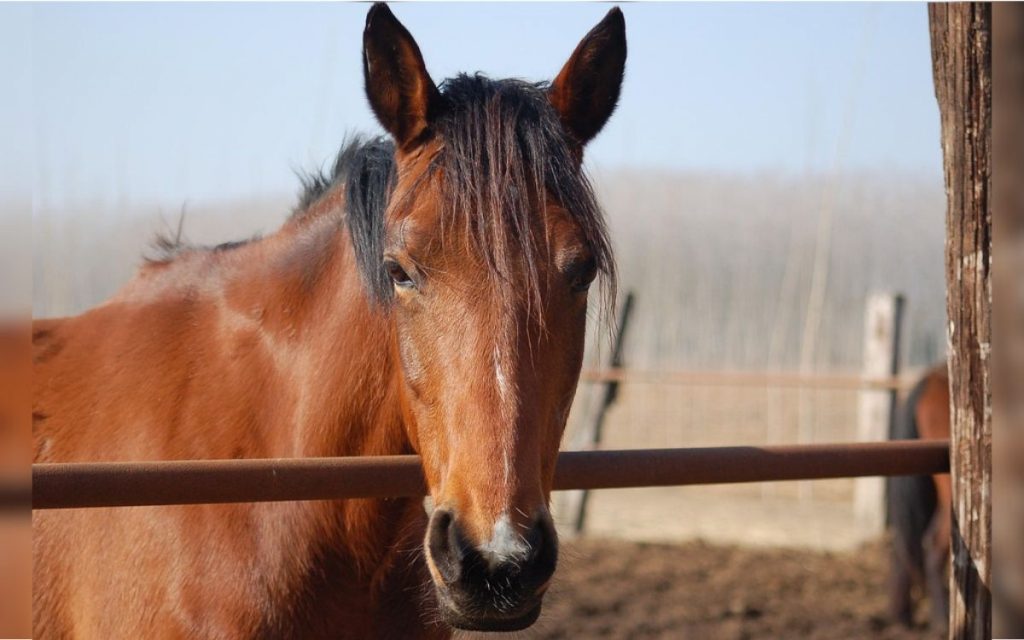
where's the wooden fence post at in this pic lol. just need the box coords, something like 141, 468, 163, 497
560, 290, 635, 536
854, 292, 904, 535
929, 5, 993, 638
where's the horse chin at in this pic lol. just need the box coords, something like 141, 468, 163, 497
432, 585, 544, 634
436, 595, 543, 632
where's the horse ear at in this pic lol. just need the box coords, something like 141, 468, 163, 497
549, 7, 627, 148
363, 3, 442, 151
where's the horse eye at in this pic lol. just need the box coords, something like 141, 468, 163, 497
569, 258, 598, 293
384, 259, 415, 289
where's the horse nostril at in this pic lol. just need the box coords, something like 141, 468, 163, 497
525, 513, 558, 580
427, 510, 460, 583
428, 510, 480, 585
526, 522, 544, 561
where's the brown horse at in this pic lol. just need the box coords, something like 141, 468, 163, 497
887, 363, 951, 631
32, 4, 625, 637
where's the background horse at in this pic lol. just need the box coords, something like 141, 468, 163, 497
32, 4, 625, 637
887, 363, 951, 631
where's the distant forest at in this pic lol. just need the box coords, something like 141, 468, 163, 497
32, 169, 946, 373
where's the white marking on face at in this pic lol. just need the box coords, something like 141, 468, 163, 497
478, 513, 530, 569
493, 344, 514, 420
493, 342, 516, 493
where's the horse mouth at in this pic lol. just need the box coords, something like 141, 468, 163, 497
440, 601, 543, 632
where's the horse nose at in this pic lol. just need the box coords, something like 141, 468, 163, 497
426, 509, 558, 597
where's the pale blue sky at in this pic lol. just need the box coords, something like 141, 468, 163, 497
5, 2, 942, 212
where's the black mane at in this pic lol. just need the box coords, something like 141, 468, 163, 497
296, 134, 398, 301
299, 73, 616, 311
150, 74, 616, 312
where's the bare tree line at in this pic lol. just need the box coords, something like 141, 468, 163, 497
30, 170, 946, 373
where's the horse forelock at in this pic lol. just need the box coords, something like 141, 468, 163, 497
294, 73, 617, 319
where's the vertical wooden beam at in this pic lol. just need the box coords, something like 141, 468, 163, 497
560, 291, 635, 535
928, 4, 993, 638
854, 292, 904, 535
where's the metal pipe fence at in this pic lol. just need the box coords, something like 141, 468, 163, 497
30, 440, 949, 510
579, 368, 912, 390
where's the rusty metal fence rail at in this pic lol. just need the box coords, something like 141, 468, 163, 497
579, 368, 911, 390
30, 440, 949, 510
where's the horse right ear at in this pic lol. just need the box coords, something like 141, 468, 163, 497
363, 3, 442, 151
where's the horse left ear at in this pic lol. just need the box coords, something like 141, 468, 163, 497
549, 7, 627, 148
363, 3, 442, 151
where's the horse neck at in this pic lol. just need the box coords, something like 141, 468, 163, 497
214, 212, 430, 616
225, 212, 410, 461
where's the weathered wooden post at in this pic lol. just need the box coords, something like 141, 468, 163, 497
854, 292, 904, 535
929, 4, 992, 638
560, 290, 635, 535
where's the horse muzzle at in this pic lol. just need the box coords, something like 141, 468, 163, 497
425, 508, 558, 631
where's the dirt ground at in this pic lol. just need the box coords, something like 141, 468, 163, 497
466, 537, 942, 640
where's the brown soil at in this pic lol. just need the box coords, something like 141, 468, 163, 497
470, 538, 943, 640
